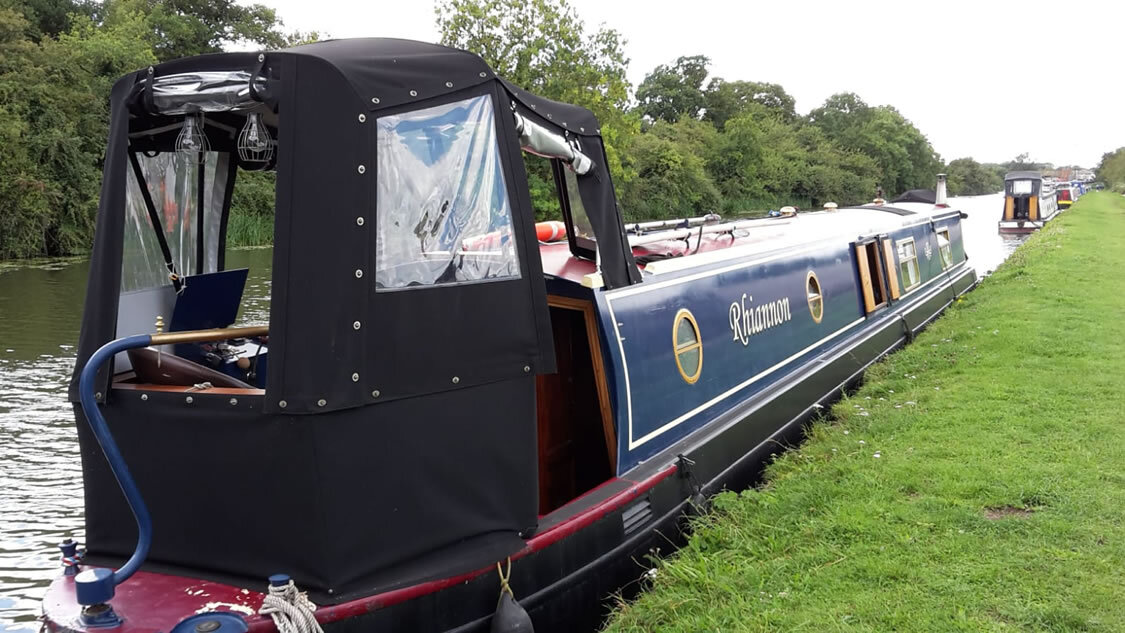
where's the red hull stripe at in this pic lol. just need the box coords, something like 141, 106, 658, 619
252, 464, 678, 629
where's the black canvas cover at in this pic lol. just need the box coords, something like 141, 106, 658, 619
891, 189, 936, 204
500, 78, 642, 289
67, 39, 595, 598
77, 378, 536, 601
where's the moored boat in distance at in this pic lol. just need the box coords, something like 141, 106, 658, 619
44, 38, 977, 633
1055, 180, 1084, 209
999, 171, 1061, 234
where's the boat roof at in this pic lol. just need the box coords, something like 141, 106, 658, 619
1005, 171, 1042, 180
626, 205, 957, 279
144, 38, 604, 138
891, 189, 936, 204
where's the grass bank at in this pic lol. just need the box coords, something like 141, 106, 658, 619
605, 192, 1125, 632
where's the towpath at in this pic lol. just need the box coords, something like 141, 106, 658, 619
605, 192, 1125, 632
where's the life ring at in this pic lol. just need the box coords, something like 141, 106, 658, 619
535, 221, 567, 242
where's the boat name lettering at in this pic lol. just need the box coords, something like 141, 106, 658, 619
728, 293, 791, 346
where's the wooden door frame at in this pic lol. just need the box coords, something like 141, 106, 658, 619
855, 239, 889, 314
546, 295, 617, 472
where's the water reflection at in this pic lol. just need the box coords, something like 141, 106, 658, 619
0, 201, 1024, 627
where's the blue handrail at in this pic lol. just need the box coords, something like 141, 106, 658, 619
75, 334, 154, 605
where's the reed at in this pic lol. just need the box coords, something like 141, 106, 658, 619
604, 192, 1125, 632
224, 210, 274, 248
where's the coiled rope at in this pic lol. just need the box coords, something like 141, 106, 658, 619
258, 579, 323, 633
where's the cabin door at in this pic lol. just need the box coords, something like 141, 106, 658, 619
855, 238, 896, 314
535, 296, 616, 515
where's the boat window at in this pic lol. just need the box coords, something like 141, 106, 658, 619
937, 229, 953, 269
375, 95, 520, 290
673, 309, 702, 384
122, 151, 227, 292
806, 271, 824, 323
1010, 179, 1033, 195
897, 238, 921, 291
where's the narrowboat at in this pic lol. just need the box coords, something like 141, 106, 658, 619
999, 171, 1060, 234
44, 38, 977, 633
1055, 180, 1083, 209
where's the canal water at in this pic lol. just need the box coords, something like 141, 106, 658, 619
0, 195, 1022, 628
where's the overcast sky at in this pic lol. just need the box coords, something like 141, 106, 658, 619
257, 0, 1123, 168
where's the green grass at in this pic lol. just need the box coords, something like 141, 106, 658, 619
604, 192, 1125, 632
224, 210, 274, 248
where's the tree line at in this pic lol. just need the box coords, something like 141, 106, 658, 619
0, 0, 1038, 259
1096, 148, 1125, 192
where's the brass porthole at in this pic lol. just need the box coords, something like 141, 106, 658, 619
807, 271, 824, 324
673, 309, 703, 384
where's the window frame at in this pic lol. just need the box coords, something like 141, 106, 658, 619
806, 270, 824, 324
672, 308, 703, 384
937, 229, 953, 270
855, 239, 889, 314
551, 159, 597, 262
896, 237, 921, 293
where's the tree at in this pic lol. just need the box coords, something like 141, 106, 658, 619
9, 0, 96, 40
618, 129, 720, 221
807, 94, 940, 196
436, 0, 637, 217
121, 0, 288, 62
703, 78, 796, 128
1096, 148, 1125, 192
806, 92, 870, 138
635, 55, 709, 123
946, 157, 1003, 196
0, 4, 158, 258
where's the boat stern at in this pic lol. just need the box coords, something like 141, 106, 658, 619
42, 564, 262, 633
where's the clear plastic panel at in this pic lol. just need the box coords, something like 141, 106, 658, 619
1010, 180, 1033, 195
375, 95, 520, 290
149, 71, 262, 115
121, 152, 222, 292
564, 168, 595, 241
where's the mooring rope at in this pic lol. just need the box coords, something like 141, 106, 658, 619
496, 557, 514, 598
258, 579, 323, 633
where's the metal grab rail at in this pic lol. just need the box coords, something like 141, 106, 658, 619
74, 325, 269, 610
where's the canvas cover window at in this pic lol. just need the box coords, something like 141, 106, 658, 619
375, 95, 520, 289
122, 152, 226, 292
1010, 179, 1033, 195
